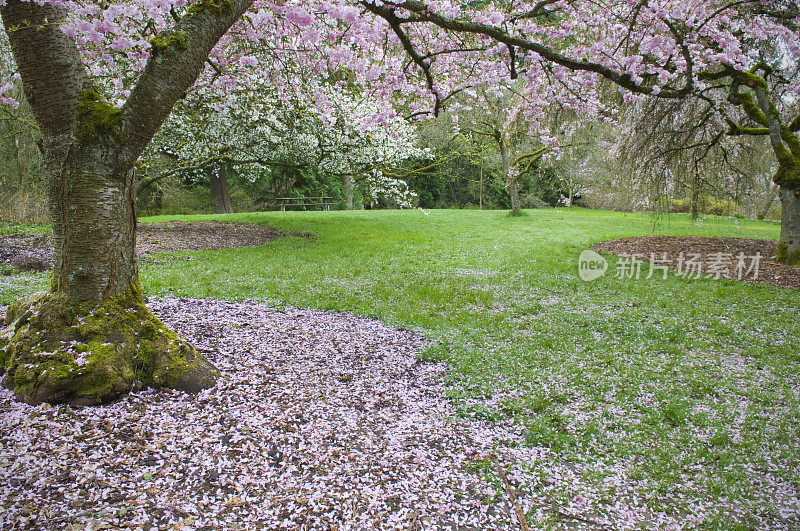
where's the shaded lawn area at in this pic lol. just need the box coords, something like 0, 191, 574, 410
2, 208, 798, 527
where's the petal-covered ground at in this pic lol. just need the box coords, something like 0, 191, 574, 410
3, 297, 797, 529
1, 298, 545, 530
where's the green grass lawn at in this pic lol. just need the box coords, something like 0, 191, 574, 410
2, 208, 798, 527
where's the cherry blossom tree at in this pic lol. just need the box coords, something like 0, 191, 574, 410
357, 0, 800, 259
455, 84, 548, 213
143, 83, 423, 209
0, 0, 256, 405
0, 0, 419, 405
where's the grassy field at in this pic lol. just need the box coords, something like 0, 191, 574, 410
2, 208, 799, 528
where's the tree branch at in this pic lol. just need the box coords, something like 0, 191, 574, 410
121, 0, 254, 168
1, 1, 92, 137
366, 0, 694, 99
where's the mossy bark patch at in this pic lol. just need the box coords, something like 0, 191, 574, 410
777, 243, 800, 266
0, 289, 218, 405
75, 91, 122, 141
187, 0, 233, 16
779, 187, 800, 264
149, 31, 188, 53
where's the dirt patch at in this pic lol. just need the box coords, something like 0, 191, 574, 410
594, 236, 799, 289
0, 221, 298, 271
135, 220, 293, 255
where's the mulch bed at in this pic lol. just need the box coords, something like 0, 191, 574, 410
594, 236, 800, 289
0, 221, 295, 272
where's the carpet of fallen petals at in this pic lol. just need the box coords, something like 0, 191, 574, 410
1, 298, 547, 530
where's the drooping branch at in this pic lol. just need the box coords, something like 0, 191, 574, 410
364, 0, 695, 99
138, 154, 310, 194
361, 1, 441, 115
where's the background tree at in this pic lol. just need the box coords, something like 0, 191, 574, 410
140, 81, 423, 211
359, 0, 800, 260
0, 35, 43, 221
455, 84, 548, 214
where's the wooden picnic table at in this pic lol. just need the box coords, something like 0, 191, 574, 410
275, 196, 335, 211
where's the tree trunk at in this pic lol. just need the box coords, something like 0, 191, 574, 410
690, 169, 700, 220
508, 179, 521, 213
0, 135, 218, 405
0, 0, 254, 405
756, 193, 776, 220
778, 187, 800, 265
343, 174, 354, 209
479, 166, 484, 210
210, 161, 234, 214
48, 138, 137, 304
499, 135, 521, 214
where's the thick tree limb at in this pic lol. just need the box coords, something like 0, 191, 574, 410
121, 0, 254, 168
364, 0, 694, 99
1, 1, 92, 137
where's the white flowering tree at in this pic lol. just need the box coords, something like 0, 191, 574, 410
142, 80, 423, 210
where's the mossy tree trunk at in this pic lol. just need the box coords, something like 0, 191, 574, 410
716, 66, 800, 264
779, 187, 800, 265
0, 0, 254, 405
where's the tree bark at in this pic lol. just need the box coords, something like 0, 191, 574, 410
508, 179, 521, 213
210, 161, 234, 214
498, 134, 521, 214
779, 187, 800, 264
48, 138, 138, 304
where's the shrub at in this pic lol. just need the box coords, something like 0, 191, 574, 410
668, 195, 738, 217
520, 193, 550, 209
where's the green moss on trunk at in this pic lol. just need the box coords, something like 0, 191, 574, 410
775, 161, 800, 190
149, 31, 188, 53
76, 91, 122, 141
0, 286, 217, 406
777, 243, 800, 266
187, 0, 233, 16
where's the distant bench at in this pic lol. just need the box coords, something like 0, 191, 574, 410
275, 196, 334, 211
